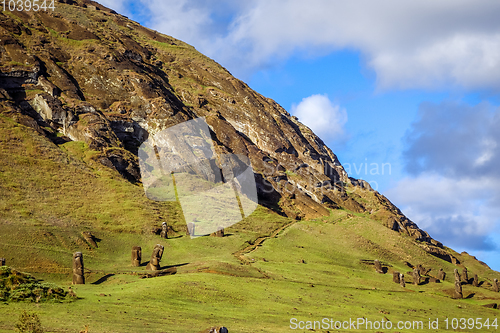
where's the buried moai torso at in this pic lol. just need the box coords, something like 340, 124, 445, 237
132, 246, 142, 267
72, 252, 85, 284
210, 226, 224, 238
438, 268, 446, 281
393, 271, 400, 284
146, 244, 164, 271
473, 274, 479, 287
160, 222, 168, 239
399, 273, 405, 288
412, 268, 420, 285
462, 268, 468, 284
373, 260, 384, 274
454, 280, 463, 299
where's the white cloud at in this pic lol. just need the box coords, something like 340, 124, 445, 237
129, 0, 500, 91
385, 100, 500, 256
291, 94, 347, 145
385, 173, 499, 252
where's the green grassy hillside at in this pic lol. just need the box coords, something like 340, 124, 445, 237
1, 113, 499, 332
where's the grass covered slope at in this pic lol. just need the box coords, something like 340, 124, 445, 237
0, 212, 499, 332
0, 113, 500, 332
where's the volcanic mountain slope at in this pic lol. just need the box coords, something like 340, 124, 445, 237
1, 0, 438, 242
1, 1, 500, 332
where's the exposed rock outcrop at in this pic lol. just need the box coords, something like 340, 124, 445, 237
0, 1, 447, 247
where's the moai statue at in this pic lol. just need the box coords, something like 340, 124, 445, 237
453, 280, 463, 299
462, 268, 468, 284
494, 279, 499, 293
400, 273, 405, 288
0, 258, 5, 266
82, 231, 97, 248
412, 268, 420, 285
160, 222, 168, 239
454, 269, 460, 283
416, 264, 424, 275
210, 226, 225, 238
187, 222, 195, 237
374, 260, 384, 274
146, 244, 164, 271
72, 252, 85, 284
438, 268, 446, 281
131, 246, 142, 267
472, 274, 479, 287
393, 271, 400, 284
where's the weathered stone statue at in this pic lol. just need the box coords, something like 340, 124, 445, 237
374, 260, 384, 274
400, 273, 405, 288
160, 222, 168, 239
438, 268, 446, 281
72, 252, 85, 284
0, 258, 5, 266
146, 244, 164, 271
393, 271, 400, 283
453, 280, 463, 299
454, 269, 460, 283
416, 264, 424, 275
473, 274, 479, 287
462, 268, 468, 284
187, 222, 195, 237
82, 231, 97, 248
132, 246, 142, 267
494, 278, 499, 292
412, 268, 420, 285
211, 226, 224, 237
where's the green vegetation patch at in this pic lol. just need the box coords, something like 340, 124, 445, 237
0, 267, 74, 303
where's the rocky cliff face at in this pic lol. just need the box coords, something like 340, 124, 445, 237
0, 1, 441, 250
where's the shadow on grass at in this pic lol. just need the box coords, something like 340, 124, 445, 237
91, 273, 115, 285
159, 262, 189, 270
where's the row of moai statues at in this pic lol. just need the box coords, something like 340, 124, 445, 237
131, 245, 165, 271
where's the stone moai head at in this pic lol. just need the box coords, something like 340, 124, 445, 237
374, 260, 383, 273
454, 280, 463, 299
454, 268, 460, 282
216, 226, 224, 237
400, 273, 405, 287
150, 244, 164, 266
393, 271, 400, 283
473, 274, 479, 287
132, 246, 142, 267
413, 268, 420, 285
160, 222, 168, 239
462, 268, 468, 283
0, 258, 5, 266
494, 278, 499, 292
72, 252, 85, 285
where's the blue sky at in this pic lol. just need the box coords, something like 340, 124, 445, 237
98, 0, 500, 271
